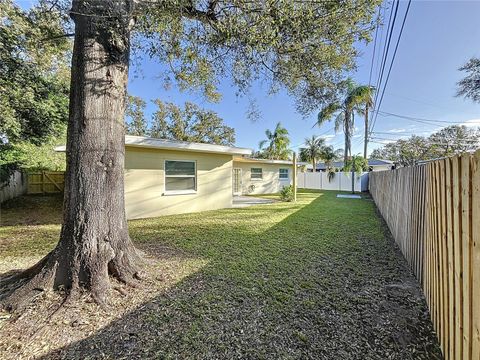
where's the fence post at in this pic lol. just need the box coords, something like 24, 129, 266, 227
292, 152, 297, 202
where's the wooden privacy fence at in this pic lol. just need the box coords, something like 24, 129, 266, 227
369, 151, 480, 360
27, 171, 65, 194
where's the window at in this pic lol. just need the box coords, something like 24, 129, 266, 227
279, 168, 289, 179
165, 160, 196, 194
251, 168, 263, 180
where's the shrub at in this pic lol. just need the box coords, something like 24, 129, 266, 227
280, 185, 294, 202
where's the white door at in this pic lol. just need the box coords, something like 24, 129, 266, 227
233, 168, 242, 195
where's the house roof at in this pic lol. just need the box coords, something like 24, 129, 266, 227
233, 157, 308, 166
55, 135, 253, 156
367, 159, 394, 166
306, 159, 394, 170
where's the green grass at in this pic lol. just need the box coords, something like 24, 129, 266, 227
0, 191, 441, 359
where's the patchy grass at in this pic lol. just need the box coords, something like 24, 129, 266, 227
0, 191, 442, 359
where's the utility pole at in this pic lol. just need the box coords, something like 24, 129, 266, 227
293, 152, 297, 202
363, 105, 369, 159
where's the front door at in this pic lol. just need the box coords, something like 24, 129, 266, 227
233, 168, 242, 195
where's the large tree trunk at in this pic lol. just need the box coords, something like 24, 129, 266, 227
1, 0, 140, 311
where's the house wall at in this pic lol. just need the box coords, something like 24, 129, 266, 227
125, 147, 233, 219
233, 162, 292, 195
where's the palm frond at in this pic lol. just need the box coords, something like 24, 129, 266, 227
317, 102, 341, 126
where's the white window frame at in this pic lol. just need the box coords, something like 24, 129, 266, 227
279, 168, 289, 180
250, 167, 263, 180
164, 160, 197, 195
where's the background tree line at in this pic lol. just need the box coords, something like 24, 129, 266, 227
124, 96, 235, 146
371, 125, 480, 166
0, 0, 70, 180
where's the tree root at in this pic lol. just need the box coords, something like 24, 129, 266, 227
0, 243, 143, 313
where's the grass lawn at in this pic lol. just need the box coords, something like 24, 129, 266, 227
0, 190, 441, 359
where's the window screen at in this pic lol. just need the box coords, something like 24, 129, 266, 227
279, 168, 289, 179
251, 168, 263, 179
165, 160, 196, 192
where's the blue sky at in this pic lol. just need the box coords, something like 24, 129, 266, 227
126, 0, 480, 155
18, 0, 480, 155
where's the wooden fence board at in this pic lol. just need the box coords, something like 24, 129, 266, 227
369, 152, 479, 360
27, 171, 65, 194
472, 151, 480, 358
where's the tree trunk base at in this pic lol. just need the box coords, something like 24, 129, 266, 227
0, 242, 142, 313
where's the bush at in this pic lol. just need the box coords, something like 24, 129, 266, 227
280, 185, 294, 202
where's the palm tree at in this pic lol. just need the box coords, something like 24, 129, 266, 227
316, 80, 374, 164
317, 80, 356, 165
259, 122, 291, 160
319, 145, 337, 170
299, 136, 326, 172
348, 85, 375, 159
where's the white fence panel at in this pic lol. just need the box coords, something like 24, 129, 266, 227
0, 170, 28, 203
297, 172, 369, 192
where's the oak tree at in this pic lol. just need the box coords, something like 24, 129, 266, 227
0, 0, 381, 311
150, 100, 235, 145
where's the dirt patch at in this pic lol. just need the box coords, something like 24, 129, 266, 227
0, 245, 207, 360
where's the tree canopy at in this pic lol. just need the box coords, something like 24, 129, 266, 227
0, 0, 70, 145
150, 100, 235, 145
316, 79, 374, 164
125, 95, 148, 136
258, 122, 291, 160
0, 0, 70, 180
47, 0, 381, 111
370, 125, 480, 166
457, 57, 480, 104
124, 98, 236, 145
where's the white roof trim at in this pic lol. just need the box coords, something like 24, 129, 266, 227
125, 135, 252, 155
54, 135, 253, 156
233, 157, 308, 166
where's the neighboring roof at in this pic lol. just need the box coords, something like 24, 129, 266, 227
306, 158, 394, 170
367, 159, 394, 166
233, 157, 308, 166
55, 135, 253, 156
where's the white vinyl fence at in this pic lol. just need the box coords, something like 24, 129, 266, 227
0, 170, 28, 203
297, 171, 369, 192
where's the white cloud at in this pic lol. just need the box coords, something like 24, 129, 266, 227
377, 139, 396, 144
386, 128, 406, 133
321, 134, 336, 143
461, 119, 480, 127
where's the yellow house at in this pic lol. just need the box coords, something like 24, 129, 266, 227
123, 136, 251, 219
56, 135, 302, 219
232, 157, 298, 195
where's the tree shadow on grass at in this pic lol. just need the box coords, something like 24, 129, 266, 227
34, 192, 441, 359
0, 194, 63, 226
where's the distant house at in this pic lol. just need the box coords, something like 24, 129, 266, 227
306, 159, 394, 172
56, 135, 303, 219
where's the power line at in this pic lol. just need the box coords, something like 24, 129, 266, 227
370, 136, 479, 145
371, 0, 399, 130
376, 110, 473, 125
368, 6, 382, 87
370, 0, 412, 135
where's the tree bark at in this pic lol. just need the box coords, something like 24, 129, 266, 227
1, 0, 140, 311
